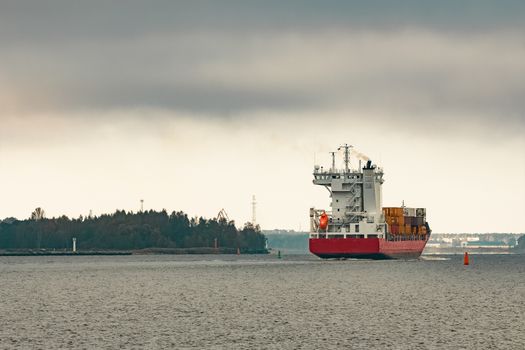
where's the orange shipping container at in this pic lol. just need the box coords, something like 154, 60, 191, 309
385, 215, 405, 225
383, 208, 404, 217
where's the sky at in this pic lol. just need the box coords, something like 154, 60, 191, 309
1, 1, 524, 233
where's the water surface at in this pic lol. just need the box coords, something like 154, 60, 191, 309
1, 254, 523, 349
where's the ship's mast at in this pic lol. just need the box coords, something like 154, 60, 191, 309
338, 144, 352, 173
329, 152, 336, 172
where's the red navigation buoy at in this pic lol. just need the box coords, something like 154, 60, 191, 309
319, 212, 329, 230
463, 252, 469, 265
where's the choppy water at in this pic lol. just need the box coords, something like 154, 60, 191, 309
0, 254, 524, 349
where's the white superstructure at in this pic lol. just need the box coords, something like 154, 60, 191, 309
310, 144, 386, 238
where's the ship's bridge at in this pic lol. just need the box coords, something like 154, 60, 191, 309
313, 169, 364, 185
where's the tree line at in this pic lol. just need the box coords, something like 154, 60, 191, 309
0, 209, 267, 252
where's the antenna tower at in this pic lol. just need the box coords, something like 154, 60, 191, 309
252, 195, 257, 226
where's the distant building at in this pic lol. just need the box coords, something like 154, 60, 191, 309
428, 233, 521, 249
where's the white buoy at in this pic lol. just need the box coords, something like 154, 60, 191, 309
72, 237, 77, 252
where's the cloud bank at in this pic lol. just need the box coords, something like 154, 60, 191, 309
1, 1, 524, 232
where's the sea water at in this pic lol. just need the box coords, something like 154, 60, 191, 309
0, 254, 523, 349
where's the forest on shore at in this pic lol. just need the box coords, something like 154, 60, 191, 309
0, 209, 267, 253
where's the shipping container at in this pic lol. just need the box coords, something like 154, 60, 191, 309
416, 208, 426, 217
403, 207, 416, 216
383, 207, 404, 217
386, 215, 406, 226
415, 217, 424, 226
390, 224, 399, 234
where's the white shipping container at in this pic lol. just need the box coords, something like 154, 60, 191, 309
403, 207, 416, 216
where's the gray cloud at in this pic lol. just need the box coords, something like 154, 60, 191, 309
1, 1, 524, 136
1, 1, 524, 233
2, 0, 525, 41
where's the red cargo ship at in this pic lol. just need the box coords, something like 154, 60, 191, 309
309, 145, 430, 259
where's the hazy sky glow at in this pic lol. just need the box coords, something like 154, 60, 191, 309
1, 1, 524, 233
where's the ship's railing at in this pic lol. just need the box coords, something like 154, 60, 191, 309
313, 168, 350, 175
309, 231, 385, 239
313, 172, 364, 181
385, 232, 429, 241
313, 167, 383, 177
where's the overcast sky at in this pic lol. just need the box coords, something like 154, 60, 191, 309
1, 1, 524, 233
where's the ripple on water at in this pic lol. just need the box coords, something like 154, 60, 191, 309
0, 254, 524, 349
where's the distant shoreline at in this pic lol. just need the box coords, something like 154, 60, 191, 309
1, 248, 520, 257
423, 247, 521, 255
0, 247, 269, 256
0, 250, 132, 256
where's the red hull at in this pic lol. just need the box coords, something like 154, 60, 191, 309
309, 237, 428, 259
